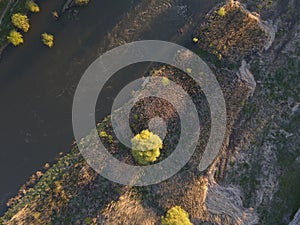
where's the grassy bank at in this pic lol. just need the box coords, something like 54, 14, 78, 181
0, 0, 28, 49
0, 0, 10, 14
0, 131, 92, 224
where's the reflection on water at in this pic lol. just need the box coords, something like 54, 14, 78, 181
0, 0, 215, 214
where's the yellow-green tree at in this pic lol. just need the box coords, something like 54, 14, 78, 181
11, 13, 30, 32
26, 0, 40, 13
74, 0, 90, 6
7, 30, 24, 46
161, 206, 192, 225
131, 129, 162, 165
217, 7, 226, 16
41, 33, 54, 48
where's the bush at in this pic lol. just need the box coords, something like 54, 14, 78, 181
41, 33, 54, 47
74, 0, 90, 6
161, 206, 192, 225
161, 77, 170, 86
11, 13, 30, 32
7, 30, 24, 46
26, 0, 40, 13
217, 7, 226, 16
131, 129, 162, 165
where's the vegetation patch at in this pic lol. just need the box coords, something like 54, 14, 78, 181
194, 1, 269, 62
161, 206, 193, 225
0, 0, 10, 14
11, 13, 30, 32
7, 29, 23, 46
217, 6, 226, 16
25, 0, 39, 13
41, 33, 54, 48
131, 129, 163, 165
74, 0, 90, 6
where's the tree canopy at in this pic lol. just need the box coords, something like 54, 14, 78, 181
11, 13, 30, 32
131, 129, 162, 165
161, 206, 193, 225
7, 30, 24, 46
41, 33, 54, 48
26, 0, 40, 13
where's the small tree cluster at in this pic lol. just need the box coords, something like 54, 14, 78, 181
41, 33, 54, 47
131, 129, 162, 165
161, 206, 192, 225
7, 30, 24, 46
26, 0, 40, 13
8, 0, 40, 46
11, 13, 30, 32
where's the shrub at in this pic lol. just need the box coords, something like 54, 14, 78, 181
41, 33, 54, 47
7, 30, 24, 46
74, 0, 90, 6
99, 131, 108, 137
192, 37, 199, 43
186, 68, 192, 73
217, 7, 226, 16
83, 217, 93, 224
26, 0, 40, 13
161, 206, 192, 225
131, 129, 162, 165
161, 77, 170, 86
11, 13, 30, 32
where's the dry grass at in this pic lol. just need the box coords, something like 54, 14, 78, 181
195, 1, 269, 62
99, 190, 158, 225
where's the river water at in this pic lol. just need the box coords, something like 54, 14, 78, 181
0, 0, 215, 215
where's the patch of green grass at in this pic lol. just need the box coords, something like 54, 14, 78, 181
0, 0, 9, 13
83, 217, 93, 224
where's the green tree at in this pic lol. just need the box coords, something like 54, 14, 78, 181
161, 206, 192, 225
7, 30, 24, 46
26, 0, 40, 13
41, 33, 54, 48
11, 13, 30, 32
131, 129, 162, 165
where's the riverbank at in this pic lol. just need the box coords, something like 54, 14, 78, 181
0, 0, 30, 57
1, 0, 299, 224
0, 0, 27, 57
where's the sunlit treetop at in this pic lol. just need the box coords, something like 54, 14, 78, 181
7, 30, 24, 46
161, 206, 193, 225
11, 13, 30, 32
217, 7, 226, 16
26, 0, 40, 13
74, 0, 90, 6
131, 129, 163, 165
41, 33, 54, 48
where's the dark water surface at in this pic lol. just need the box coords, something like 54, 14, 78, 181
0, 0, 215, 215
